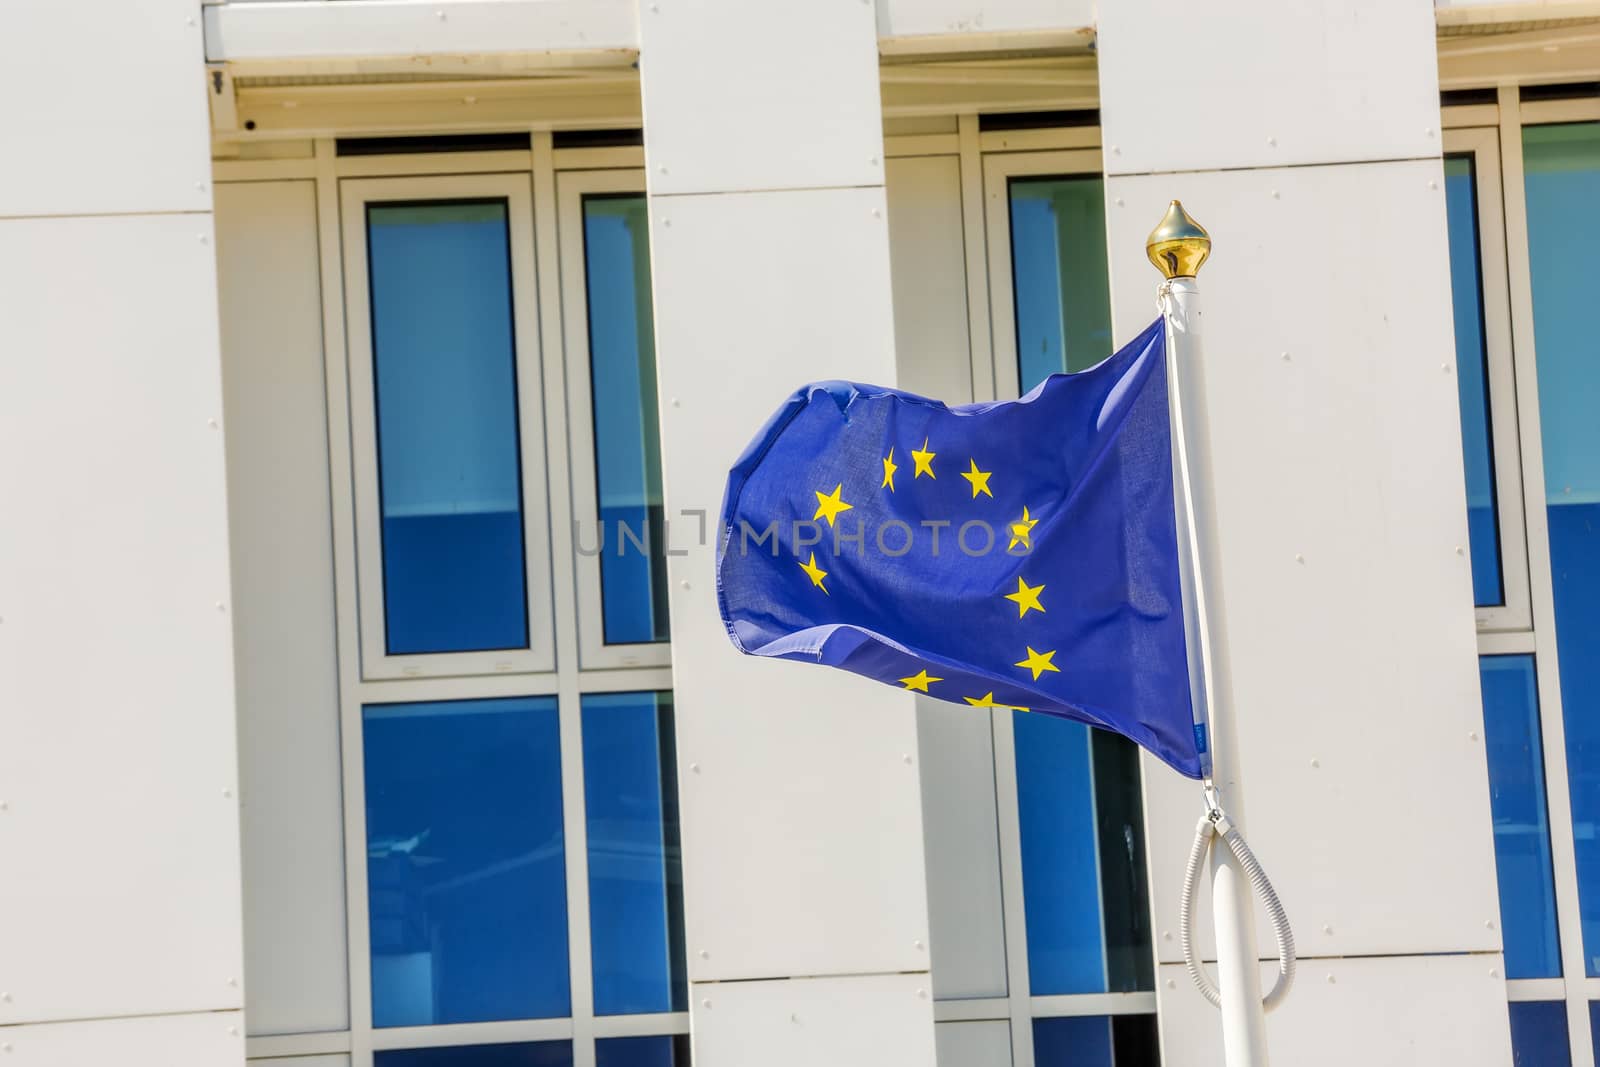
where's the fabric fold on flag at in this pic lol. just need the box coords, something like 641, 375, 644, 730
716, 318, 1204, 778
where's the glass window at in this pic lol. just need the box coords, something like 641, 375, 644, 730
1015, 715, 1153, 995
1007, 176, 1113, 387
583, 194, 669, 646
1523, 121, 1600, 977
364, 697, 569, 1027
1509, 1002, 1571, 1067
595, 1036, 691, 1067
1443, 154, 1506, 606
375, 1043, 573, 1067
1033, 1014, 1158, 1067
582, 691, 687, 1015
367, 200, 529, 655
1480, 656, 1562, 979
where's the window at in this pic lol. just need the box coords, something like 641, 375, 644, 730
888, 134, 1157, 1064
1441, 87, 1600, 1064
231, 139, 687, 1065
342, 175, 556, 679
560, 171, 672, 669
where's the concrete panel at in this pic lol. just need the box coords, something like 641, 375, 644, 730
916, 700, 1008, 1000
1155, 955, 1512, 1066
205, 0, 636, 61
214, 181, 350, 1036
639, 1, 884, 196
0, 214, 244, 1024
880, 0, 1094, 39
1096, 0, 1440, 176
1103, 162, 1500, 962
694, 973, 936, 1067
935, 1019, 1013, 1066
649, 185, 929, 980
886, 155, 975, 404
0, 0, 210, 217
0, 1010, 244, 1066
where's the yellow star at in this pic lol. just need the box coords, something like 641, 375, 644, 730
881, 448, 898, 491
899, 669, 941, 692
1004, 576, 1045, 618
1008, 506, 1038, 552
964, 691, 1029, 712
812, 483, 854, 528
798, 552, 830, 594
911, 437, 936, 479
961, 459, 993, 499
1015, 646, 1061, 681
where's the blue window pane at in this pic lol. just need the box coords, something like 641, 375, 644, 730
1509, 1002, 1571, 1067
367, 200, 529, 655
1016, 718, 1152, 995
1591, 1002, 1600, 1062
583, 691, 686, 1015
376, 1043, 573, 1067
1443, 155, 1505, 606
364, 697, 569, 1026
1034, 1015, 1158, 1066
584, 194, 668, 646
1008, 176, 1112, 390
595, 1036, 691, 1067
1480, 655, 1562, 979
1523, 121, 1600, 977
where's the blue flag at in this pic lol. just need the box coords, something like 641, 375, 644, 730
716, 319, 1203, 778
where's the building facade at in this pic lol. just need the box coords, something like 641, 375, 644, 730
2, 1, 1599, 1065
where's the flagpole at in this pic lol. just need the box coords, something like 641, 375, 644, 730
1148, 201, 1273, 1067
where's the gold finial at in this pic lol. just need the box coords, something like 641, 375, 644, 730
1146, 200, 1211, 279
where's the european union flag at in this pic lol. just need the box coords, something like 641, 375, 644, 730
717, 318, 1204, 778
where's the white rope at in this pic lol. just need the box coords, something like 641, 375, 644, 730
1178, 793, 1296, 1012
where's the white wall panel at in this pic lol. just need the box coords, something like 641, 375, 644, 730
935, 1019, 1013, 1066
1102, 162, 1500, 962
915, 700, 1008, 999
887, 155, 974, 404
694, 974, 935, 1067
205, 0, 636, 62
1096, 0, 1440, 176
215, 181, 350, 1036
879, 0, 1094, 39
0, 1010, 244, 1066
1155, 955, 1511, 1066
254, 1058, 349, 1067
649, 188, 929, 981
0, 214, 243, 1025
639, 1, 884, 196
0, 0, 210, 217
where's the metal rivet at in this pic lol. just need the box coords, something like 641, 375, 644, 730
1281, 351, 1291, 361
186, 15, 195, 25
1426, 128, 1435, 137
916, 988, 928, 999
791, 1013, 800, 1023
671, 397, 681, 407
1442, 363, 1451, 372
208, 417, 219, 429
902, 753, 912, 765
1469, 731, 1480, 742
227, 978, 238, 987
197, 182, 206, 193
871, 208, 882, 218
435, 9, 445, 18
222, 788, 233, 799
690, 762, 700, 773
698, 949, 709, 959
662, 219, 671, 228
1271, 190, 1280, 200
0, 993, 10, 1002
0, 801, 8, 811
1295, 554, 1305, 564
229, 1027, 239, 1037
1326, 974, 1335, 984
1266, 135, 1277, 146
1429, 180, 1438, 191
1490, 967, 1500, 978
1110, 145, 1120, 155
216, 602, 226, 612
680, 580, 691, 591
649, 2, 659, 10
1455, 545, 1465, 556
1310, 758, 1320, 769
1162, 930, 1172, 941
1485, 919, 1495, 929
1114, 197, 1124, 207
914, 939, 924, 950
701, 998, 711, 1008
198, 234, 209, 244
659, 166, 668, 175
1322, 924, 1333, 935
869, 156, 879, 166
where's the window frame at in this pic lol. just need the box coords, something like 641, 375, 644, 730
1441, 127, 1534, 633
980, 148, 1105, 404
338, 172, 558, 681
556, 168, 673, 671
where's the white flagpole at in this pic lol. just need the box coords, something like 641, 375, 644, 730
1148, 201, 1273, 1067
